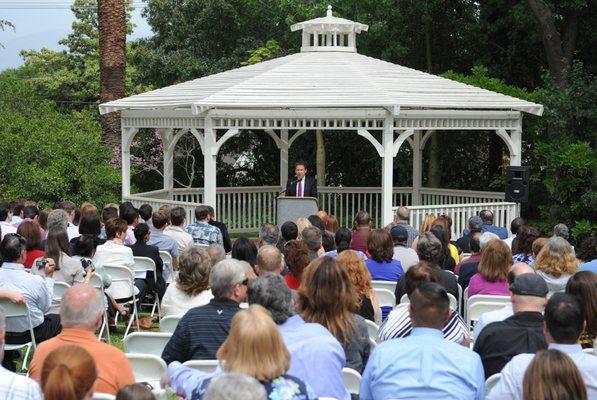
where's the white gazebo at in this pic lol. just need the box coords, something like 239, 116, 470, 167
99, 6, 543, 236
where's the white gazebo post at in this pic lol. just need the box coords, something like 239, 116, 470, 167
381, 113, 395, 226
121, 127, 138, 198
280, 129, 289, 189
509, 128, 522, 166
412, 130, 422, 205
203, 116, 217, 211
160, 128, 175, 197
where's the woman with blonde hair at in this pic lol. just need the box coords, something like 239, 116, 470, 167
161, 246, 214, 316
411, 213, 436, 250
337, 250, 381, 324
296, 217, 312, 240
522, 349, 587, 400
298, 256, 371, 372
535, 236, 578, 295
173, 305, 315, 399
41, 345, 98, 400
468, 239, 511, 297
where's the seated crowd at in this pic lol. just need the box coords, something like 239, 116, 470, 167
0, 200, 595, 400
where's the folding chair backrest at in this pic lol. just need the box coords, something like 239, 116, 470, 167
104, 265, 135, 300
485, 373, 501, 396
183, 359, 219, 374
134, 257, 156, 274
374, 288, 396, 308
88, 273, 103, 290
371, 280, 397, 294
93, 394, 116, 400
342, 367, 362, 395
466, 301, 509, 329
53, 281, 71, 302
364, 319, 379, 342
582, 348, 595, 355
124, 332, 172, 358
159, 251, 173, 266
159, 315, 182, 333
0, 299, 37, 349
399, 292, 457, 310
125, 353, 167, 385
400, 293, 409, 304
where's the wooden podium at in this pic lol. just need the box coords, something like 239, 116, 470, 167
277, 196, 318, 227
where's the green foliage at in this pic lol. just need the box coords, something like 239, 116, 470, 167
0, 69, 120, 207
241, 40, 282, 66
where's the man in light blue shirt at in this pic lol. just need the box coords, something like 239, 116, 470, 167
249, 274, 349, 400
488, 293, 597, 400
361, 282, 485, 400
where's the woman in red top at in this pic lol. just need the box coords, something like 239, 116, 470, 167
17, 220, 45, 268
282, 240, 311, 290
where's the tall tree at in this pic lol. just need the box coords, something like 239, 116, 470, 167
98, 0, 126, 147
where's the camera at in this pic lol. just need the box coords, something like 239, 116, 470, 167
35, 258, 46, 269
81, 258, 95, 277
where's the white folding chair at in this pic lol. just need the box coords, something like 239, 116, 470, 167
105, 265, 139, 337
400, 293, 458, 310
159, 251, 174, 284
466, 294, 510, 324
88, 274, 110, 344
0, 299, 37, 370
400, 293, 409, 304
159, 315, 182, 333
133, 256, 161, 317
93, 393, 116, 400
582, 348, 595, 355
342, 367, 362, 395
52, 281, 71, 303
183, 359, 220, 374
466, 302, 509, 331
124, 332, 172, 358
365, 319, 379, 343
460, 253, 472, 262
485, 373, 501, 396
371, 280, 397, 294
126, 353, 167, 388
374, 288, 396, 309
457, 283, 463, 312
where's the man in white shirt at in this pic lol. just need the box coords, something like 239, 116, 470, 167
473, 262, 534, 340
164, 207, 193, 252
391, 225, 419, 272
488, 293, 597, 400
0, 234, 61, 371
0, 203, 17, 239
56, 200, 80, 240
503, 217, 524, 250
0, 307, 43, 399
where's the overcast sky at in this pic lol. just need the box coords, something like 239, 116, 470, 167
0, 1, 152, 71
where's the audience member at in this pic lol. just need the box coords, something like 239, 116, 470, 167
410, 213, 436, 251
298, 257, 371, 373
337, 250, 381, 324
18, 204, 40, 227
378, 262, 469, 345
282, 240, 310, 290
472, 262, 534, 340
506, 217, 525, 252
161, 247, 214, 317
468, 239, 512, 296
301, 226, 323, 259
577, 235, 596, 273
393, 206, 419, 248
325, 214, 339, 233
391, 224, 419, 272
138, 203, 153, 225
488, 293, 596, 400
323, 227, 367, 260
307, 215, 325, 232
456, 215, 483, 254
10, 200, 25, 226
535, 236, 578, 295
553, 223, 570, 241
204, 373, 266, 400
455, 232, 482, 289
206, 244, 225, 266
38, 208, 51, 239
40, 345, 98, 400
565, 271, 597, 349
349, 211, 371, 253
164, 207, 194, 252
17, 221, 44, 268
119, 204, 138, 246
185, 205, 223, 247
296, 217, 312, 239
479, 209, 508, 239
433, 215, 460, 265
523, 349, 588, 400
258, 223, 279, 247
0, 306, 43, 399
530, 236, 549, 263
394, 233, 458, 300
0, 203, 17, 239
169, 305, 315, 400
512, 225, 540, 264
474, 273, 548, 377
0, 234, 61, 371
278, 221, 298, 250
161, 259, 247, 363
116, 384, 156, 400
46, 209, 68, 234
247, 274, 349, 400
321, 230, 335, 252
429, 224, 456, 271
29, 285, 135, 395
128, 223, 166, 304
75, 212, 104, 241
255, 245, 283, 276
100, 206, 118, 239
93, 218, 135, 272
231, 237, 258, 269
365, 229, 403, 282
361, 282, 485, 399
206, 206, 231, 253
56, 201, 80, 240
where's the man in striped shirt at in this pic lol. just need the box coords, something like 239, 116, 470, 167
161, 259, 247, 364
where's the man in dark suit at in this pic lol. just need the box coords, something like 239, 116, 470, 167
285, 161, 317, 198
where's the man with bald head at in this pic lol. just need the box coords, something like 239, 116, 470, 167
28, 285, 135, 395
472, 262, 534, 341
393, 206, 418, 248
255, 245, 284, 276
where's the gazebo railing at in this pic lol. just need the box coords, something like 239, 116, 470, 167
129, 186, 511, 234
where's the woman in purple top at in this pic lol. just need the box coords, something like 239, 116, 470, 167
468, 239, 512, 296
365, 229, 403, 282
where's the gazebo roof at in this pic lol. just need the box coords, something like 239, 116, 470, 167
99, 7, 543, 116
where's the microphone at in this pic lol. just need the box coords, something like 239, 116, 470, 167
279, 178, 298, 195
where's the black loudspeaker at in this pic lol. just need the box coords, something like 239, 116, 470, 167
505, 166, 530, 203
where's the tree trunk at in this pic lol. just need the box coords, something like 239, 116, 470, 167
98, 0, 126, 148
488, 135, 503, 183
315, 129, 325, 186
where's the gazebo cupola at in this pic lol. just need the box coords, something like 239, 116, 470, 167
291, 5, 368, 53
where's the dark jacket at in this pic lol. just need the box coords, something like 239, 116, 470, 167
209, 220, 231, 253
285, 175, 318, 198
